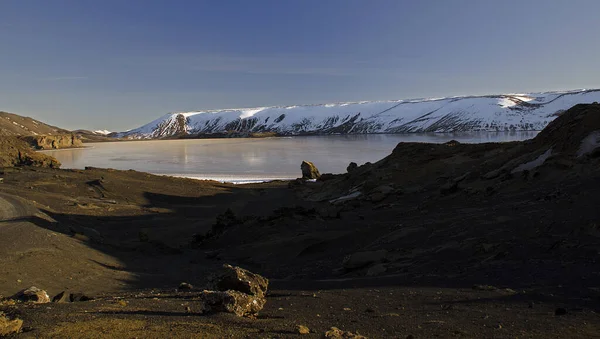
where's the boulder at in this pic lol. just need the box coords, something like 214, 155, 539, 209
343, 250, 388, 270
178, 282, 194, 291
52, 291, 70, 303
0, 312, 23, 337
198, 290, 266, 317
208, 264, 269, 298
347, 162, 358, 173
301, 161, 321, 179
52, 291, 94, 303
11, 286, 50, 304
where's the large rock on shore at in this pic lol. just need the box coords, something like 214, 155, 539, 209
20, 134, 83, 150
301, 161, 321, 179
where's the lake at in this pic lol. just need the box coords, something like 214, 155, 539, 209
43, 132, 538, 183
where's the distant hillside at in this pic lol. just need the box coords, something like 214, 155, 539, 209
116, 89, 600, 139
72, 129, 120, 142
0, 111, 69, 136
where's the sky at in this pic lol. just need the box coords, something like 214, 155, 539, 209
1, 0, 600, 131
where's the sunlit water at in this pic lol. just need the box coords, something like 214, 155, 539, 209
43, 132, 538, 183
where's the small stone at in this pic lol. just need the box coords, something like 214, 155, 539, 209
185, 306, 192, 313
178, 282, 193, 291
297, 325, 310, 334
324, 327, 367, 338
343, 307, 352, 311
115, 300, 128, 307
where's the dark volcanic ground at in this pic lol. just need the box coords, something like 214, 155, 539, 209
1, 104, 600, 338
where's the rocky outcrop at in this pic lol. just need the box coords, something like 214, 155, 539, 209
0, 136, 61, 168
20, 134, 83, 150
301, 161, 321, 179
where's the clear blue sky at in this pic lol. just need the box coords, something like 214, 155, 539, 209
1, 0, 600, 131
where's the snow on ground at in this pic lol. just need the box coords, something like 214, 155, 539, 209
512, 149, 553, 173
94, 130, 112, 135
577, 131, 600, 158
329, 191, 362, 204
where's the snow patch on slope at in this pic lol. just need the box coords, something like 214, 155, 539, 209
512, 149, 553, 173
577, 131, 600, 158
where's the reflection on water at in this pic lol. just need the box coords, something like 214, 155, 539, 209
42, 132, 538, 181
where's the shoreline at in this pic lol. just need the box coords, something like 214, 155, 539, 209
80, 130, 542, 144
37, 145, 94, 152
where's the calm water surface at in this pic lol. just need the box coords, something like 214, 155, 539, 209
43, 132, 538, 183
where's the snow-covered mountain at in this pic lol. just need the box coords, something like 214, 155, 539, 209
116, 89, 600, 139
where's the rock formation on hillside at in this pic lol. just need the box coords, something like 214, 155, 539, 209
20, 134, 83, 150
0, 137, 61, 168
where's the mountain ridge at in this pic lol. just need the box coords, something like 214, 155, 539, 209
116, 89, 600, 139
0, 111, 70, 136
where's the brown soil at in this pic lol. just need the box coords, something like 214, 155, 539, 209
1, 104, 600, 338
